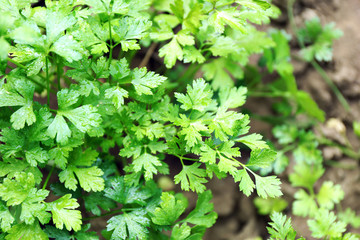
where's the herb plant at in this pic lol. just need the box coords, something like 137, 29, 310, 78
0, 0, 287, 239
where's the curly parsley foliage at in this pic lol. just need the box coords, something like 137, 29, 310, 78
0, 0, 288, 239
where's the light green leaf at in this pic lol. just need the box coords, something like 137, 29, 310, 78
105, 86, 128, 109
50, 194, 82, 232
132, 153, 162, 181
61, 105, 102, 133
59, 148, 104, 192
0, 201, 14, 232
131, 68, 167, 95
20, 188, 50, 225
51, 35, 84, 62
317, 181, 344, 210
236, 133, 269, 150
159, 37, 183, 68
25, 147, 49, 167
174, 163, 208, 193
308, 209, 346, 238
47, 115, 72, 144
234, 169, 255, 196
0, 172, 35, 206
219, 86, 248, 109
255, 175, 282, 199
247, 148, 277, 168
151, 192, 187, 225
171, 224, 191, 240
5, 222, 48, 240
293, 189, 317, 217
175, 78, 213, 112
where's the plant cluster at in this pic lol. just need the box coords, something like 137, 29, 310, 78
0, 0, 357, 240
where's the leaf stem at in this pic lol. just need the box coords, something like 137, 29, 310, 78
83, 208, 123, 221
174, 154, 198, 162
56, 55, 62, 90
45, 56, 50, 106
108, 15, 114, 83
247, 91, 291, 98
311, 61, 350, 111
42, 165, 55, 190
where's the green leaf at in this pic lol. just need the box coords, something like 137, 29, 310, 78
84, 192, 117, 216
289, 163, 324, 190
296, 91, 325, 122
208, 107, 244, 141
174, 163, 208, 193
317, 181, 344, 210
132, 153, 162, 181
104, 176, 150, 205
61, 105, 102, 133
20, 188, 51, 225
50, 35, 84, 62
175, 79, 213, 112
0, 79, 36, 129
105, 86, 128, 109
255, 175, 282, 199
171, 224, 191, 240
254, 197, 288, 215
0, 37, 10, 60
308, 209, 346, 238
183, 191, 217, 228
297, 17, 343, 62
107, 209, 150, 240
59, 148, 104, 192
247, 148, 276, 168
267, 212, 298, 240
6, 222, 48, 240
131, 68, 167, 95
46, 8, 76, 43
234, 169, 255, 196
0, 201, 14, 232
159, 33, 195, 68
219, 86, 248, 109
47, 115, 72, 144
50, 194, 82, 232
293, 189, 317, 217
25, 147, 49, 167
208, 8, 246, 33
237, 0, 271, 10
236, 133, 269, 150
151, 192, 187, 225
338, 208, 360, 228
0, 172, 35, 206
178, 117, 208, 148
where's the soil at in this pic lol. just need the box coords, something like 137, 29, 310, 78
201, 0, 360, 239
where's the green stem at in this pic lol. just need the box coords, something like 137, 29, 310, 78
311, 61, 350, 111
108, 15, 113, 82
174, 154, 198, 162
42, 165, 55, 190
7, 57, 47, 80
45, 56, 50, 106
318, 137, 360, 160
83, 208, 123, 221
287, 0, 350, 111
56, 56, 62, 90
7, 57, 27, 69
247, 91, 291, 98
